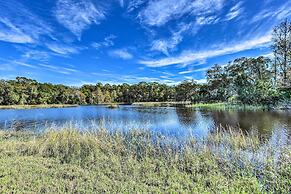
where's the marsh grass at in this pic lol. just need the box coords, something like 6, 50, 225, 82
0, 127, 290, 193
133, 101, 191, 107
0, 104, 78, 110
191, 102, 267, 110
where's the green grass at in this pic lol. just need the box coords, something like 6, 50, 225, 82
0, 104, 79, 110
191, 102, 267, 110
0, 129, 289, 193
106, 104, 120, 108
133, 101, 191, 107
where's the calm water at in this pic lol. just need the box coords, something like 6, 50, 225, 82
0, 105, 290, 140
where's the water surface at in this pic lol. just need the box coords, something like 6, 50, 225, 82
0, 105, 290, 141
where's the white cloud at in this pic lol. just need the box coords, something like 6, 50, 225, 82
151, 35, 182, 55
46, 43, 80, 55
55, 0, 105, 38
0, 18, 34, 44
151, 23, 190, 55
13, 61, 38, 69
195, 79, 207, 84
91, 34, 116, 49
225, 2, 243, 21
109, 49, 133, 59
0, 0, 53, 44
251, 1, 291, 23
127, 0, 147, 12
21, 50, 50, 62
178, 70, 193, 75
140, 34, 272, 67
38, 64, 78, 75
139, 0, 225, 26
196, 16, 219, 25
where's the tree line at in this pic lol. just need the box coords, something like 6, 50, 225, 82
0, 19, 290, 106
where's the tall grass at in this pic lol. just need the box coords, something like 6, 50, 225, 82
191, 102, 267, 110
0, 127, 289, 193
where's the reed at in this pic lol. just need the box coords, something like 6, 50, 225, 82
0, 127, 289, 193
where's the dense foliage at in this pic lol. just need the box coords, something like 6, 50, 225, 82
0, 20, 290, 106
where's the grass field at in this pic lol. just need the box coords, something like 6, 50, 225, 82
0, 128, 289, 193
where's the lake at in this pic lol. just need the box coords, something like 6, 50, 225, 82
0, 105, 290, 141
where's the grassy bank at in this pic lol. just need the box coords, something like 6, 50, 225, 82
191, 103, 267, 110
133, 101, 191, 107
0, 129, 289, 193
0, 104, 79, 110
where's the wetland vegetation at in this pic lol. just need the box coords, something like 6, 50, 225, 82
0, 128, 290, 193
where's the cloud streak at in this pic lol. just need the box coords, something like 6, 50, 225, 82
140, 34, 272, 67
0, 0, 53, 44
46, 43, 80, 55
225, 2, 243, 21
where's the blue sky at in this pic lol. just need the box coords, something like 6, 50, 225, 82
0, 0, 290, 85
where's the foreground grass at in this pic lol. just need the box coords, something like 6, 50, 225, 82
0, 129, 290, 193
0, 104, 79, 110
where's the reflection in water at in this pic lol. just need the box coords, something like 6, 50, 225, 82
207, 110, 291, 139
0, 106, 290, 142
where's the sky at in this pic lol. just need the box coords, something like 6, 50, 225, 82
0, 0, 290, 86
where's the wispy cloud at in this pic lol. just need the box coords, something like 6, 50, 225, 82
21, 50, 50, 62
0, 0, 53, 44
178, 70, 193, 75
109, 49, 133, 59
0, 56, 79, 75
39, 64, 78, 75
138, 0, 225, 26
225, 2, 243, 21
55, 0, 105, 38
251, 1, 291, 23
140, 34, 272, 67
127, 0, 147, 12
0, 18, 34, 44
91, 34, 116, 49
151, 23, 190, 55
46, 43, 80, 55
196, 16, 219, 25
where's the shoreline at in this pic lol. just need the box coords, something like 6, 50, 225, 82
0, 102, 290, 110
0, 104, 79, 110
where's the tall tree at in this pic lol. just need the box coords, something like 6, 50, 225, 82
272, 19, 291, 87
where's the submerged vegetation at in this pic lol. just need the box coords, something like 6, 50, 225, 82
0, 20, 290, 108
0, 128, 289, 193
